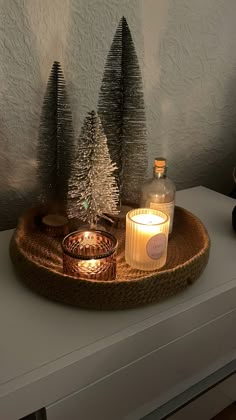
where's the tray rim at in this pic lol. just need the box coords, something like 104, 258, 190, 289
10, 205, 210, 285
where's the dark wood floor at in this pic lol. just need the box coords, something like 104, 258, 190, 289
212, 403, 236, 419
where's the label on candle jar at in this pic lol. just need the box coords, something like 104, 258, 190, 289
146, 233, 167, 260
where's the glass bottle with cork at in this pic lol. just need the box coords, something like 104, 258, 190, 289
140, 158, 176, 234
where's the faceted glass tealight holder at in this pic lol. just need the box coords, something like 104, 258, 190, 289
62, 230, 118, 281
125, 208, 169, 271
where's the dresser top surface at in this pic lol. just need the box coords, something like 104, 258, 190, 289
0, 186, 235, 393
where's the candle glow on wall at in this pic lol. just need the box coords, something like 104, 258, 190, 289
125, 208, 169, 271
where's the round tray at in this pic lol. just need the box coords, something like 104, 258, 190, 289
9, 206, 210, 310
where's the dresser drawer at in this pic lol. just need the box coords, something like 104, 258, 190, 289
47, 309, 236, 420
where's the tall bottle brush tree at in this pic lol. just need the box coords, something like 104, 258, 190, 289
98, 16, 148, 205
68, 111, 119, 228
37, 61, 74, 214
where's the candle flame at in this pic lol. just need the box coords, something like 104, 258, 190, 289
132, 214, 164, 225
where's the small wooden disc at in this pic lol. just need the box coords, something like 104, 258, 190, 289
42, 214, 69, 237
42, 214, 68, 227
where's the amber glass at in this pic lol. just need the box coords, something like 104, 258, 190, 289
62, 230, 117, 280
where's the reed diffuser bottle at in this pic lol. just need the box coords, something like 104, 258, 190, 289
140, 158, 176, 234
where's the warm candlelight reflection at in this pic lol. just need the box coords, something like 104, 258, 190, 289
62, 230, 117, 280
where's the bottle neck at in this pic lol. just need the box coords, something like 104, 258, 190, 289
153, 167, 167, 179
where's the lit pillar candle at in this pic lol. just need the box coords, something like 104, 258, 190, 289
125, 208, 169, 271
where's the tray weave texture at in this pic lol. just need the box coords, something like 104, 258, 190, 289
9, 206, 210, 310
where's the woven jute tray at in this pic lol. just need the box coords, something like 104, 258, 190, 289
9, 206, 210, 310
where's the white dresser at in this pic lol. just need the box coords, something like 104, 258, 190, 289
0, 187, 236, 420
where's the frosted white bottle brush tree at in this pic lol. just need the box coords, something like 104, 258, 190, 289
67, 111, 119, 228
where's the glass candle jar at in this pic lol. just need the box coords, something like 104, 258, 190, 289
62, 230, 117, 281
125, 208, 169, 271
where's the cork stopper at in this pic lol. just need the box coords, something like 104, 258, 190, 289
154, 158, 167, 173
154, 157, 167, 168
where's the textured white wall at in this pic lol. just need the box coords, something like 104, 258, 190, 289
0, 0, 236, 228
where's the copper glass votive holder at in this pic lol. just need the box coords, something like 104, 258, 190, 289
62, 230, 118, 281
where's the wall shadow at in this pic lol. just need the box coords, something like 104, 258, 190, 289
0, 0, 43, 230
145, 0, 236, 195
